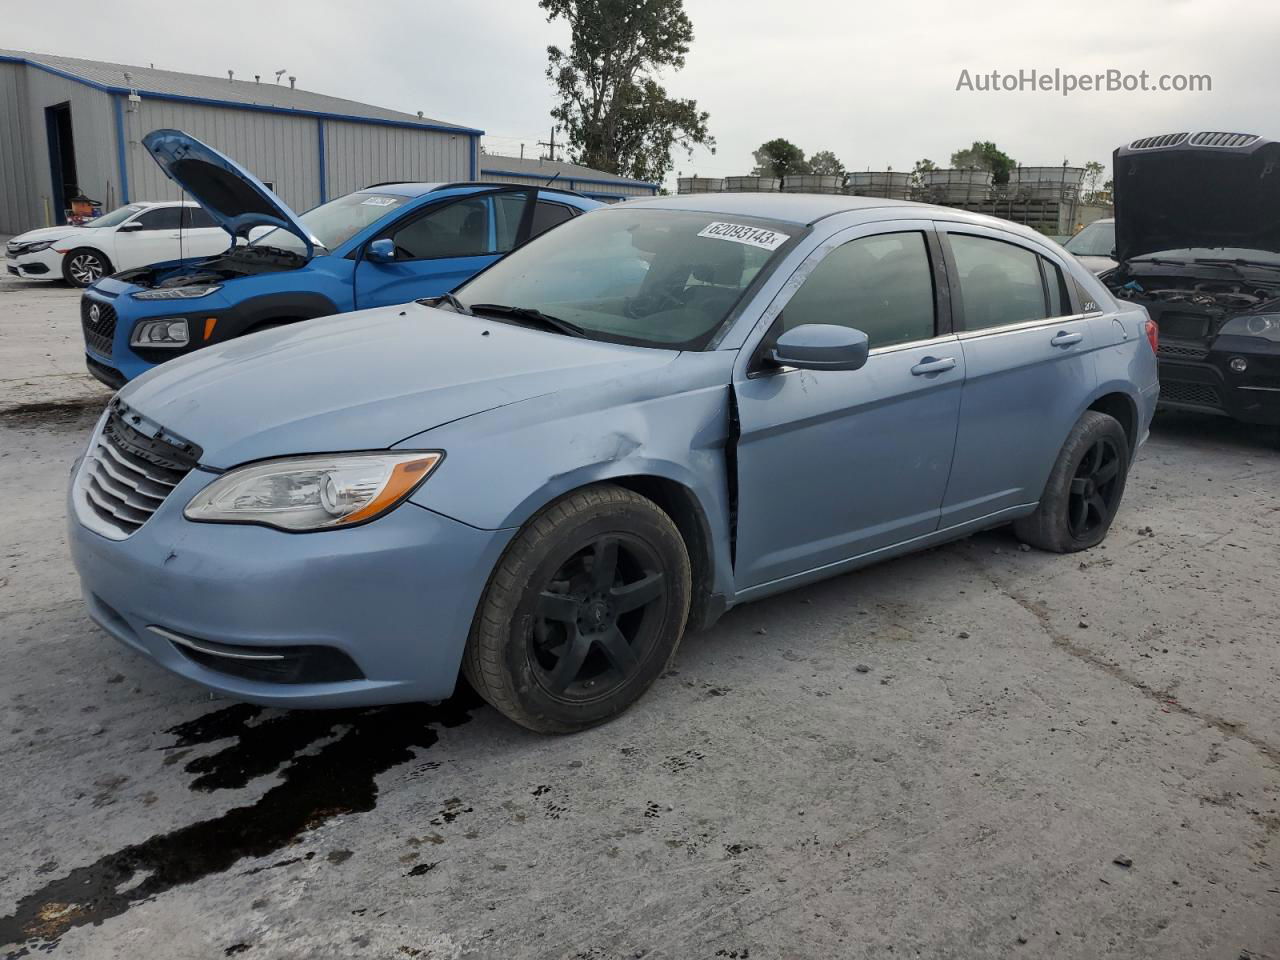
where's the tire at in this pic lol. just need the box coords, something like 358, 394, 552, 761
62, 248, 112, 287
1013, 410, 1130, 553
463, 484, 691, 734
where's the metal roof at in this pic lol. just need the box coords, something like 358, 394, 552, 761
479, 152, 658, 190
0, 48, 483, 135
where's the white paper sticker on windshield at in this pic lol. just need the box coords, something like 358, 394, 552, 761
362, 196, 398, 206
697, 222, 790, 251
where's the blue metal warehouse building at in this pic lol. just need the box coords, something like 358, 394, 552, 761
0, 49, 656, 236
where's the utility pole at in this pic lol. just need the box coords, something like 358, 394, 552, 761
538, 127, 558, 162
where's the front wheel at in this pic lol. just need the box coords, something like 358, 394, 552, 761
463, 484, 691, 734
62, 248, 112, 287
1014, 410, 1130, 553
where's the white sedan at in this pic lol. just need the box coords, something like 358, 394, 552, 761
4, 201, 228, 287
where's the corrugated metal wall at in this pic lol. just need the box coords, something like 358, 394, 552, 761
323, 120, 471, 199
123, 98, 321, 213
0, 62, 36, 233
0, 63, 118, 234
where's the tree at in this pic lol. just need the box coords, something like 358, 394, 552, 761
911, 157, 938, 187
949, 141, 1017, 184
540, 0, 715, 184
751, 139, 810, 179
808, 150, 846, 178
1082, 160, 1106, 197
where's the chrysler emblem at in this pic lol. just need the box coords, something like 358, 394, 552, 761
88, 304, 101, 325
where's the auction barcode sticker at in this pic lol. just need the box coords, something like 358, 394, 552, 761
696, 222, 790, 251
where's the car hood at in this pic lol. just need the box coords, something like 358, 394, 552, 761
1113, 133, 1280, 262
119, 303, 679, 468
9, 226, 79, 246
142, 129, 315, 257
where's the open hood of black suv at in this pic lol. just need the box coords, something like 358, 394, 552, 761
1113, 132, 1280, 263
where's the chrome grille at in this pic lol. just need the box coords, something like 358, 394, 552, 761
76, 404, 201, 538
1130, 133, 1188, 150
81, 297, 117, 357
1188, 131, 1258, 148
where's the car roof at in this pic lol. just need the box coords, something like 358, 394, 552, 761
359, 181, 592, 203
619, 192, 932, 225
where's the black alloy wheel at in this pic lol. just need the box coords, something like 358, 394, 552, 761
1066, 437, 1123, 541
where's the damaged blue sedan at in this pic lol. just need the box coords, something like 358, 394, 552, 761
68, 188, 1159, 733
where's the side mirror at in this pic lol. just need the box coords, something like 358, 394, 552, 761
117, 221, 143, 232
770, 324, 869, 372
366, 238, 396, 263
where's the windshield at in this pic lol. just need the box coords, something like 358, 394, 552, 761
454, 208, 796, 349
251, 191, 410, 254
1064, 221, 1115, 257
85, 204, 145, 229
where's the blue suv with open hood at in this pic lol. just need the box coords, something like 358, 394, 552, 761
80, 129, 599, 387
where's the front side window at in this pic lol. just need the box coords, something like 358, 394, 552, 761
134, 207, 183, 230
949, 234, 1049, 331
455, 208, 794, 349
778, 232, 936, 349
388, 197, 491, 260
252, 191, 410, 254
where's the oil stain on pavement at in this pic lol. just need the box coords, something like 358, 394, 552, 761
0, 694, 478, 956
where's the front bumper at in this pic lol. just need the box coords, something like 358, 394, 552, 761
67, 460, 514, 707
1157, 335, 1280, 425
6, 246, 62, 280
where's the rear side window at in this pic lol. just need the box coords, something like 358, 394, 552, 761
134, 207, 182, 230
530, 201, 575, 238
388, 197, 490, 260
779, 232, 936, 349
1042, 257, 1072, 317
493, 193, 531, 252
948, 234, 1048, 331
182, 206, 219, 229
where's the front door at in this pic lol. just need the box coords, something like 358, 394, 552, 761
115, 206, 184, 270
733, 223, 965, 591
354, 192, 532, 308
936, 225, 1099, 526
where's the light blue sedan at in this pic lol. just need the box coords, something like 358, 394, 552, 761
67, 193, 1160, 733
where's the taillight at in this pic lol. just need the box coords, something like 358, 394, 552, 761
1144, 318, 1159, 353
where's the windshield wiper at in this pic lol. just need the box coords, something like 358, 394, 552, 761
1129, 256, 1189, 266
467, 303, 588, 338
417, 292, 473, 315
1193, 257, 1280, 274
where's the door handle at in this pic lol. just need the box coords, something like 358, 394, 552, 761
910, 356, 957, 376
1050, 331, 1083, 347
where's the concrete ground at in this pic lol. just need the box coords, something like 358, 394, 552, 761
1, 262, 1279, 959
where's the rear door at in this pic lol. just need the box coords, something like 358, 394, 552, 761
353, 191, 533, 308
179, 205, 232, 258
732, 222, 965, 591
938, 224, 1098, 526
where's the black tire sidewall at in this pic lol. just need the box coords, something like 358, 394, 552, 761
472, 488, 691, 733
1024, 411, 1130, 552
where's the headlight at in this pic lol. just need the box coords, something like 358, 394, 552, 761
184, 452, 443, 531
1220, 313, 1280, 341
133, 285, 222, 301
21, 240, 54, 253
131, 319, 190, 347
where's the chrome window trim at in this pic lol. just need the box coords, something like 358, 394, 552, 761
955, 312, 1093, 341
868, 332, 960, 357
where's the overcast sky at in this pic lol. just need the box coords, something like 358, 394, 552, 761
9, 0, 1278, 187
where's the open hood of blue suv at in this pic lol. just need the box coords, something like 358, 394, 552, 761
142, 129, 315, 257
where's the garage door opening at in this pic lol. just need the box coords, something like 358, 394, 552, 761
44, 102, 78, 225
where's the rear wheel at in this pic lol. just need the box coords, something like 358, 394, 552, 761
463, 484, 691, 734
62, 248, 112, 287
1013, 410, 1130, 553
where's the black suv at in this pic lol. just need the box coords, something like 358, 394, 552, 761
1104, 131, 1280, 425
